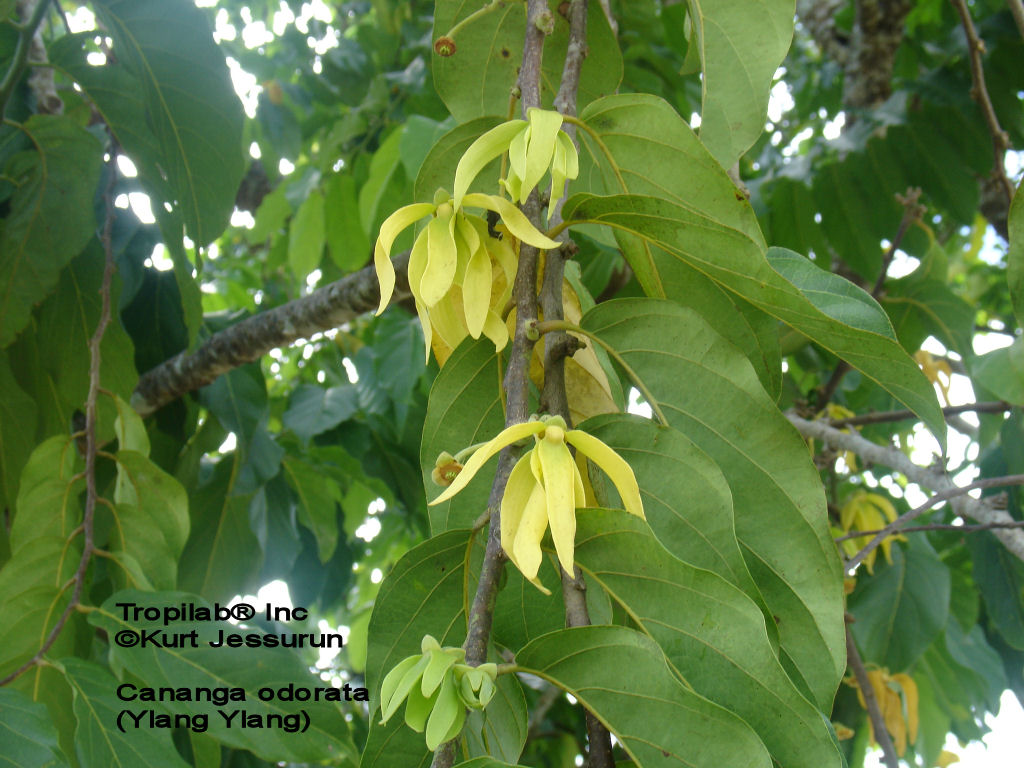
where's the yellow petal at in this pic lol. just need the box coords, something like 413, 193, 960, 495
421, 215, 459, 306
513, 480, 549, 580
429, 287, 469, 352
373, 203, 436, 313
522, 108, 563, 199
482, 309, 509, 352
507, 124, 530, 194
501, 453, 537, 561
455, 213, 481, 270
892, 673, 919, 745
407, 226, 430, 304
453, 119, 526, 208
415, 297, 433, 364
565, 430, 644, 519
538, 430, 577, 575
559, 129, 579, 180
462, 245, 491, 338
429, 422, 547, 506
500, 173, 524, 204
571, 453, 586, 509
462, 193, 560, 250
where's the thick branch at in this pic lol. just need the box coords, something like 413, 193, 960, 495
131, 253, 411, 416
843, 0, 914, 109
789, 414, 1024, 563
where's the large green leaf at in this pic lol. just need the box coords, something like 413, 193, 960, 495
516, 625, 771, 767
178, 453, 260, 601
580, 414, 759, 601
432, 0, 622, 123
88, 0, 245, 245
88, 590, 356, 763
1010, 179, 1024, 329
969, 338, 1024, 405
572, 509, 842, 768
884, 277, 975, 358
848, 538, 951, 672
61, 658, 190, 768
0, 350, 37, 510
110, 451, 190, 591
7, 243, 137, 443
970, 532, 1024, 650
415, 117, 503, 203
579, 299, 845, 708
288, 189, 325, 280
681, 0, 794, 167
420, 340, 505, 533
0, 688, 70, 768
563, 193, 945, 439
0, 115, 102, 347
0, 437, 83, 681
281, 455, 341, 562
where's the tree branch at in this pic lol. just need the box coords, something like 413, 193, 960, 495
789, 413, 1024, 563
846, 622, 900, 768
131, 252, 411, 416
0, 0, 56, 117
949, 0, 1015, 204
1010, 0, 1024, 40
827, 401, 1010, 428
842, 0, 914, 110
838, 519, 1024, 540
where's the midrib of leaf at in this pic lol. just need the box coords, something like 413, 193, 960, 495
200, 451, 240, 596
64, 671, 123, 766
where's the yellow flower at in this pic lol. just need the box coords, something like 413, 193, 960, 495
373, 189, 558, 361
849, 668, 919, 756
915, 349, 952, 405
429, 415, 644, 593
838, 491, 903, 573
453, 108, 578, 214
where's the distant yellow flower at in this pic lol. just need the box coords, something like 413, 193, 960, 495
838, 491, 903, 573
915, 349, 952, 405
429, 415, 644, 593
849, 668, 919, 756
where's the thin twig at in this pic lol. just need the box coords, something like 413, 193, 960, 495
844, 474, 1024, 570
0, 142, 118, 687
828, 401, 1010, 428
1009, 0, 1024, 40
846, 623, 900, 768
789, 413, 1024, 563
839, 519, 1024, 540
949, 0, 1015, 203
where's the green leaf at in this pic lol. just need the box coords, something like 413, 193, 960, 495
884, 277, 975, 357
325, 173, 371, 272
0, 687, 70, 768
515, 625, 771, 768
572, 508, 843, 768
90, 0, 245, 245
1010, 179, 1024, 329
359, 128, 407, 240
580, 414, 760, 600
563, 193, 945, 439
7, 242, 138, 442
288, 189, 326, 279
970, 531, 1024, 650
432, 1, 622, 123
199, 362, 268, 449
420, 340, 506, 533
283, 384, 358, 443
969, 338, 1024, 405
0, 115, 102, 347
464, 672, 528, 763
0, 350, 37, 510
848, 538, 951, 672
580, 299, 845, 709
88, 591, 356, 763
178, 453, 260, 601
0, 437, 83, 681
453, 760, 528, 768
111, 451, 190, 590
61, 658, 190, 768
681, 0, 794, 167
281, 455, 341, 562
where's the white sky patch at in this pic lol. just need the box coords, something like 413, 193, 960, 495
217, 433, 237, 454
117, 155, 138, 177
279, 158, 296, 175
354, 517, 381, 542
128, 192, 156, 224
225, 56, 261, 117
822, 112, 846, 140
231, 209, 256, 229
767, 79, 794, 123
145, 243, 174, 272
213, 8, 237, 43
627, 387, 653, 419
306, 268, 322, 290
370, 568, 383, 584
67, 6, 96, 32
342, 357, 359, 383
885, 249, 919, 278
272, 2, 296, 36
86, 52, 106, 66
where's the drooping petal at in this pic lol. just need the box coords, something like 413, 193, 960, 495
425, 673, 464, 751
559, 129, 579, 180
481, 310, 509, 352
462, 245, 492, 338
501, 453, 536, 561
429, 421, 547, 506
373, 203, 436, 314
462, 193, 560, 250
507, 123, 530, 193
407, 226, 431, 304
537, 432, 577, 575
455, 212, 481, 272
571, 452, 586, 509
380, 653, 428, 723
513, 480, 549, 581
453, 119, 526, 208
429, 286, 469, 352
415, 297, 434, 364
565, 429, 645, 519
522, 108, 563, 199
421, 215, 459, 306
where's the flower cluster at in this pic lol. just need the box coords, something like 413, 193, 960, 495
835, 490, 904, 572
379, 635, 498, 750
372, 108, 579, 361
429, 415, 644, 593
